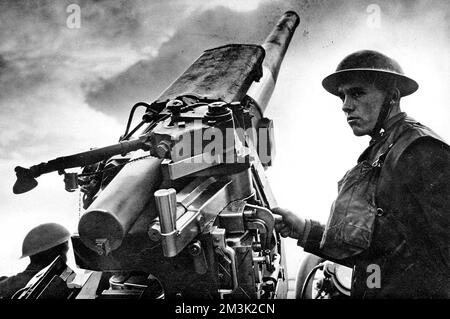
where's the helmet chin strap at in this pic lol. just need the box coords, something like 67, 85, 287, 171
371, 97, 392, 138
370, 89, 399, 138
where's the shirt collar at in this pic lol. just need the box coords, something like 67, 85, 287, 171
359, 112, 408, 162
384, 112, 407, 132
370, 112, 407, 145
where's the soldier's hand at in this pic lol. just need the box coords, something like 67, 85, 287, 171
272, 207, 306, 240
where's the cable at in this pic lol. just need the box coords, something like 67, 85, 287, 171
121, 102, 159, 141
300, 263, 324, 299
11, 286, 28, 299
122, 120, 146, 141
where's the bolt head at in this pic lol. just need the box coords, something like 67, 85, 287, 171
156, 141, 171, 158
207, 102, 227, 113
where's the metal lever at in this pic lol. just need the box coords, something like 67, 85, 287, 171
154, 188, 178, 234
211, 227, 238, 297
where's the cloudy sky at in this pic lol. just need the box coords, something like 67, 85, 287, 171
0, 0, 449, 286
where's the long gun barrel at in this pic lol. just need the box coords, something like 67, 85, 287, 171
247, 11, 299, 114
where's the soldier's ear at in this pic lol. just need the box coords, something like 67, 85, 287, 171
391, 88, 401, 103
387, 88, 400, 106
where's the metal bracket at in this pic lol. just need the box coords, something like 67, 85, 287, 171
161, 147, 247, 180
211, 226, 238, 296
243, 203, 277, 250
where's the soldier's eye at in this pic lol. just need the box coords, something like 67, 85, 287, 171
351, 90, 365, 99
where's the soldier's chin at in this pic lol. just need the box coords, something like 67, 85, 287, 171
350, 125, 366, 136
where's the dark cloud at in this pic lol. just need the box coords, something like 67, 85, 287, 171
0, 55, 7, 69
0, 0, 182, 158
84, 3, 289, 119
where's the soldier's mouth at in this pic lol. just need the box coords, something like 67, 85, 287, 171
347, 116, 359, 124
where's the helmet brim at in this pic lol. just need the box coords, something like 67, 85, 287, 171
322, 69, 418, 97
20, 236, 69, 259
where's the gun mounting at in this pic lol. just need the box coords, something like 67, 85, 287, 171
13, 11, 300, 299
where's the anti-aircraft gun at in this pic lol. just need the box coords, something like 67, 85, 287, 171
13, 11, 300, 299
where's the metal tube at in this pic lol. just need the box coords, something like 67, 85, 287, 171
154, 188, 178, 234
78, 152, 162, 254
31, 138, 147, 177
13, 137, 148, 194
247, 11, 300, 114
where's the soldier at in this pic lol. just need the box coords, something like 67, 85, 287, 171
274, 50, 450, 298
0, 223, 70, 299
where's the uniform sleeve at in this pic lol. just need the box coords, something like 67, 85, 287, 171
398, 137, 450, 270
299, 219, 356, 268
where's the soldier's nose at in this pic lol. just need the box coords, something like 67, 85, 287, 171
342, 97, 354, 113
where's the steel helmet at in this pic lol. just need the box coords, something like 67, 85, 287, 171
322, 50, 418, 97
21, 223, 71, 258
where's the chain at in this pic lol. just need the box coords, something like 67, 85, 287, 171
78, 189, 82, 221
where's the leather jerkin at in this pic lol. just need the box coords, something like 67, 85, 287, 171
319, 143, 393, 260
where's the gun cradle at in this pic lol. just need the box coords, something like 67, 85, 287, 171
72, 163, 285, 299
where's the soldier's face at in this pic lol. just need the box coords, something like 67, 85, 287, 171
338, 81, 387, 136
